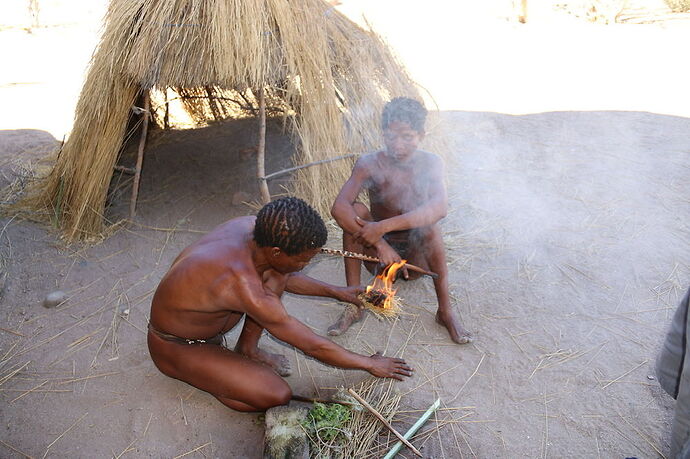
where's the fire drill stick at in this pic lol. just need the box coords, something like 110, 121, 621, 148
319, 248, 439, 279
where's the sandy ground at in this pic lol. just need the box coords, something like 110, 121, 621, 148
1, 1, 690, 458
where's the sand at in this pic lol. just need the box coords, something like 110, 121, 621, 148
1, 1, 689, 457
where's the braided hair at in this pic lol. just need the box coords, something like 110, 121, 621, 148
253, 197, 327, 255
381, 97, 427, 132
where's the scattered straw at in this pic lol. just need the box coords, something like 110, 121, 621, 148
449, 354, 485, 404
0, 439, 34, 459
10, 379, 48, 403
42, 412, 88, 458
602, 360, 649, 389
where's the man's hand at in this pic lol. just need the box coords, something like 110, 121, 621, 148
353, 216, 386, 246
333, 285, 365, 307
367, 352, 414, 380
375, 240, 402, 267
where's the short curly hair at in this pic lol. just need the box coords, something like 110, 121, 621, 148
381, 97, 427, 132
253, 197, 327, 255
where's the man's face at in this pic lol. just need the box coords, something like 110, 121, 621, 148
383, 120, 424, 163
270, 247, 320, 274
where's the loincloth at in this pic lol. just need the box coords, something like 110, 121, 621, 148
148, 322, 226, 346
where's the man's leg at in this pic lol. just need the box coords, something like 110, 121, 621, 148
235, 315, 292, 377
148, 332, 291, 412
327, 203, 374, 336
416, 225, 472, 344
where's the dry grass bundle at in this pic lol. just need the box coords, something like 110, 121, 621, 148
335, 378, 402, 458
12, 0, 422, 240
359, 289, 402, 318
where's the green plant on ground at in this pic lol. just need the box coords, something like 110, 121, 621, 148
302, 402, 352, 455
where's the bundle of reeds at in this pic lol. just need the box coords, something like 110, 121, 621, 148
13, 0, 422, 240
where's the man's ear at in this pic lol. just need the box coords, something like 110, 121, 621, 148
271, 247, 281, 258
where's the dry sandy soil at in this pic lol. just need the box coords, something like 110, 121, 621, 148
1, 1, 689, 458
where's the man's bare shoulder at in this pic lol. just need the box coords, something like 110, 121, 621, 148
354, 152, 383, 170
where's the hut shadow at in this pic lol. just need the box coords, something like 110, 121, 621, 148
108, 117, 297, 230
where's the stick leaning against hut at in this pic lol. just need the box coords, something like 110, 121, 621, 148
10, 0, 421, 240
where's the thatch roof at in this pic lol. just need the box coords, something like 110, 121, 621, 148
18, 0, 421, 240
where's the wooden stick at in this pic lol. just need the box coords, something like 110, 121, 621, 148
114, 165, 135, 175
347, 388, 423, 458
291, 394, 355, 407
320, 247, 439, 279
130, 91, 150, 219
261, 153, 357, 181
256, 87, 271, 204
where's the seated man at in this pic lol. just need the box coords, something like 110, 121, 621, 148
148, 197, 412, 412
327, 97, 471, 344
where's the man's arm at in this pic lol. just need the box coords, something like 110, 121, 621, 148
285, 273, 363, 306
330, 157, 370, 235
235, 277, 412, 379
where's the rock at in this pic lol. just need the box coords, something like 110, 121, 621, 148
43, 290, 67, 308
263, 406, 309, 459
232, 191, 252, 206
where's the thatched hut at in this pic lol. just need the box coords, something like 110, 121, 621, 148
18, 0, 421, 240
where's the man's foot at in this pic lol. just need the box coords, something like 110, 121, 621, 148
239, 347, 292, 377
327, 305, 364, 336
436, 310, 472, 344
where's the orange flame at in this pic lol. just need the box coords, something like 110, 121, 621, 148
365, 260, 407, 309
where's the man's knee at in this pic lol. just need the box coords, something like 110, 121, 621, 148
352, 202, 372, 219
257, 380, 292, 410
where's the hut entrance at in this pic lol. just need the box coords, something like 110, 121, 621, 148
16, 0, 420, 240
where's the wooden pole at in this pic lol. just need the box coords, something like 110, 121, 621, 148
256, 87, 271, 204
129, 92, 150, 219
262, 153, 356, 182
347, 389, 423, 458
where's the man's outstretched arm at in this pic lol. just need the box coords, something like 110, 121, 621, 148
236, 278, 412, 380
285, 273, 363, 305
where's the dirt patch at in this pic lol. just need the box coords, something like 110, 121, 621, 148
1, 2, 690, 457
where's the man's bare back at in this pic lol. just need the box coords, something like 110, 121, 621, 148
148, 198, 413, 412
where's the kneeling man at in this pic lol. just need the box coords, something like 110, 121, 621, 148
148, 197, 413, 412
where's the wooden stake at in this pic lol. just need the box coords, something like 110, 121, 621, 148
130, 91, 150, 219
256, 87, 271, 204
163, 88, 170, 129
347, 388, 423, 458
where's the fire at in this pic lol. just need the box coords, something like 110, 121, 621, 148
365, 260, 407, 309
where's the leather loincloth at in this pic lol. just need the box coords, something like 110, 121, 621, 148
148, 322, 226, 346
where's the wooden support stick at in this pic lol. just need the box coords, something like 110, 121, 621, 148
320, 247, 439, 279
260, 153, 356, 182
347, 388, 423, 458
256, 87, 271, 204
114, 165, 135, 174
130, 92, 150, 219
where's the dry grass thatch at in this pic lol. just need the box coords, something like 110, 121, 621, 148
14, 0, 422, 240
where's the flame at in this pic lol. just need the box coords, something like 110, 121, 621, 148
365, 260, 407, 309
